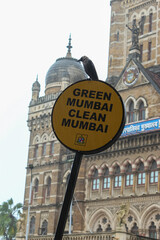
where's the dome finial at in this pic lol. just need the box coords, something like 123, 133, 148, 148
66, 34, 72, 58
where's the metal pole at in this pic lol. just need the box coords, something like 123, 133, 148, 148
69, 200, 73, 234
54, 151, 83, 240
25, 164, 33, 240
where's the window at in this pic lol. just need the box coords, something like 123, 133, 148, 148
128, 101, 135, 123
50, 142, 54, 155
97, 224, 102, 232
114, 165, 121, 188
34, 178, 39, 192
140, 44, 143, 62
137, 162, 145, 185
117, 31, 119, 41
34, 145, 38, 158
149, 222, 157, 239
41, 220, 48, 235
149, 12, 153, 32
103, 168, 110, 189
125, 164, 133, 187
138, 101, 145, 120
148, 41, 152, 60
140, 15, 145, 35
29, 216, 35, 234
42, 143, 46, 156
92, 169, 99, 190
132, 18, 136, 26
150, 160, 158, 183
106, 224, 112, 232
131, 222, 139, 235
46, 177, 51, 197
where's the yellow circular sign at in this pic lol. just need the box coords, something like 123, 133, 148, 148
51, 80, 125, 154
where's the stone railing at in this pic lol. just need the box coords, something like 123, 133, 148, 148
28, 232, 113, 240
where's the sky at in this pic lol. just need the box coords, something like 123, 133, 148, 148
0, 0, 111, 205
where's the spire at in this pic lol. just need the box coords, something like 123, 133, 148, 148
36, 74, 38, 82
66, 34, 72, 58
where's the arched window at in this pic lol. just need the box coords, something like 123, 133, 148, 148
103, 167, 110, 189
92, 169, 99, 190
140, 15, 145, 35
128, 101, 135, 123
131, 222, 139, 235
137, 162, 145, 185
138, 101, 145, 120
132, 18, 136, 26
149, 222, 157, 239
96, 224, 102, 232
29, 216, 35, 234
114, 165, 121, 188
41, 220, 48, 235
149, 12, 153, 32
150, 160, 158, 184
46, 177, 51, 197
106, 224, 112, 232
125, 163, 133, 187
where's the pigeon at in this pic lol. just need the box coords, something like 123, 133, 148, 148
78, 56, 99, 80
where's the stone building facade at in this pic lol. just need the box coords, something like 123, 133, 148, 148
20, 0, 160, 239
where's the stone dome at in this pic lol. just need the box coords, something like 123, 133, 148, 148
45, 57, 87, 95
45, 57, 87, 85
45, 35, 88, 95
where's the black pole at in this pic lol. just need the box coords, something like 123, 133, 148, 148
54, 151, 83, 240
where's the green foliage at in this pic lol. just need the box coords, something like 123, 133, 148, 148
0, 198, 22, 240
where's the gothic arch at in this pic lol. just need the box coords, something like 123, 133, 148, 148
100, 163, 110, 176
134, 156, 145, 166
41, 133, 48, 142
125, 206, 140, 231
88, 165, 99, 177
49, 132, 56, 141
111, 161, 121, 173
139, 10, 147, 17
63, 170, 71, 184
125, 96, 136, 111
122, 158, 132, 169
130, 13, 138, 22
33, 135, 40, 145
88, 208, 113, 232
141, 204, 160, 230
147, 6, 156, 15
136, 97, 147, 109
44, 174, 52, 185
146, 155, 157, 168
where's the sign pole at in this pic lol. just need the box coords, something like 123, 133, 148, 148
54, 151, 83, 240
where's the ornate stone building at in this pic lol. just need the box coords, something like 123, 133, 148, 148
20, 0, 160, 239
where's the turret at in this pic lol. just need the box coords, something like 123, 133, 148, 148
32, 75, 40, 101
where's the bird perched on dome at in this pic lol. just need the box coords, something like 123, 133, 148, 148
78, 56, 99, 80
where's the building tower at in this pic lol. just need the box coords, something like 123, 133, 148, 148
22, 37, 87, 236
108, 0, 160, 81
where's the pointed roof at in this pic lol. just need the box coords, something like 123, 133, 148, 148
66, 34, 72, 58
116, 57, 160, 94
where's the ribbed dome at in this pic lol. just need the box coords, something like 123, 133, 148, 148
45, 57, 87, 86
